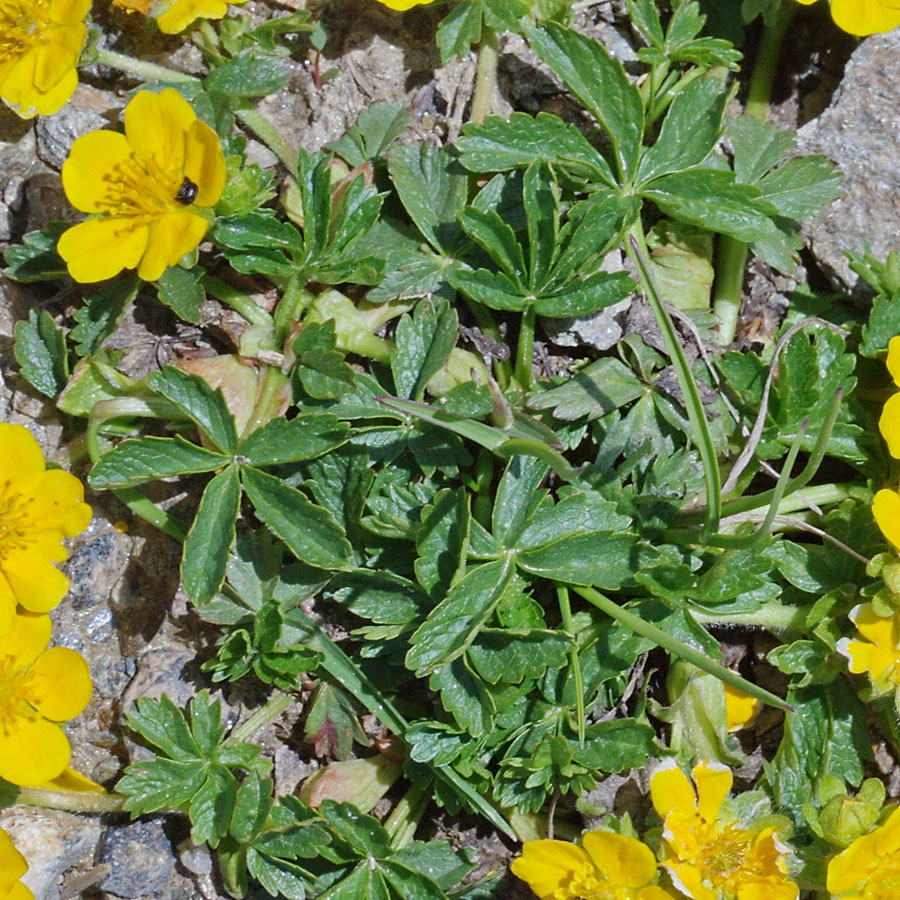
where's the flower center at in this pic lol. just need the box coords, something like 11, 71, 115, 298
865, 849, 900, 900
97, 153, 186, 222
553, 861, 624, 900
0, 0, 50, 57
0, 654, 38, 734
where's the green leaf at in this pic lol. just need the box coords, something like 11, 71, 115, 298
754, 155, 843, 220
527, 358, 644, 421
230, 772, 274, 844
331, 570, 429, 625
415, 488, 470, 598
861, 288, 900, 358
636, 76, 729, 183
436, 0, 482, 62
392, 297, 459, 401
189, 765, 238, 847
204, 49, 291, 97
242, 466, 353, 569
156, 265, 205, 324
429, 656, 495, 738
729, 115, 795, 185
456, 112, 616, 186
516, 531, 640, 589
492, 455, 548, 547
450, 268, 528, 312
71, 277, 139, 357
148, 365, 239, 454
247, 852, 310, 900
13, 309, 68, 398
468, 628, 569, 684
406, 559, 515, 675
574, 719, 657, 771
89, 435, 228, 489
125, 694, 202, 761
531, 271, 635, 318
182, 465, 241, 606
3, 222, 68, 282
239, 414, 349, 466
642, 169, 775, 240
293, 320, 356, 400
625, 0, 664, 48
388, 143, 469, 254
527, 22, 643, 181
458, 207, 527, 286
523, 160, 559, 291
327, 101, 412, 166
214, 213, 302, 254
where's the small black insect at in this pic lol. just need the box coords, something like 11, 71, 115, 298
175, 177, 199, 205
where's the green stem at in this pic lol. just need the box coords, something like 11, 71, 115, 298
227, 691, 295, 744
470, 27, 499, 125
241, 365, 289, 438
385, 777, 433, 849
202, 275, 275, 330
690, 600, 811, 634
462, 297, 512, 389
235, 107, 299, 176
711, 4, 796, 346
273, 275, 311, 346
86, 419, 188, 542
514, 306, 536, 390
628, 227, 721, 539
572, 585, 792, 713
557, 585, 585, 747
17, 786, 125, 814
95, 47, 198, 84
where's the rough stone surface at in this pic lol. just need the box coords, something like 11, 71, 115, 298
97, 819, 180, 898
0, 807, 102, 900
797, 29, 900, 294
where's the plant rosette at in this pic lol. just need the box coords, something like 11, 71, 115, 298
58, 88, 226, 283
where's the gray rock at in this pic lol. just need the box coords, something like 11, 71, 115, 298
0, 807, 102, 900
35, 99, 108, 170
541, 297, 633, 350
796, 30, 900, 294
98, 819, 177, 898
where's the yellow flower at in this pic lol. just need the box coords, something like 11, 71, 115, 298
878, 336, 900, 460
372, 0, 436, 9
0, 827, 34, 900
0, 424, 91, 630
873, 490, 900, 551
794, 0, 900, 35
0, 610, 92, 786
58, 88, 226, 283
724, 685, 759, 733
649, 759, 798, 900
836, 602, 900, 694
827, 805, 900, 900
511, 831, 676, 900
111, 0, 248, 35
0, 0, 88, 118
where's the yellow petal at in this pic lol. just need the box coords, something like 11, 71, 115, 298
650, 760, 696, 821
124, 89, 196, 176
184, 118, 226, 208
887, 336, 900, 388
510, 840, 590, 899
737, 881, 799, 900
724, 684, 759, 732
791, 0, 819, 5
0, 828, 28, 893
879, 393, 900, 460
692, 760, 732, 826
0, 612, 51, 669
1, 552, 70, 614
61, 130, 135, 214
31, 25, 84, 92
137, 212, 208, 281
372, 0, 437, 9
582, 831, 657, 888
0, 424, 46, 486
851, 603, 899, 656
638, 889, 677, 900
156, 0, 229, 32
18, 66, 78, 117
40, 764, 106, 793
26, 647, 92, 721
827, 829, 877, 894
7, 882, 35, 900
873, 489, 900, 549
830, 0, 900, 33
872, 805, 900, 857
57, 216, 150, 283
0, 715, 71, 786
29, 469, 92, 537
664, 861, 716, 900
49, 0, 92, 24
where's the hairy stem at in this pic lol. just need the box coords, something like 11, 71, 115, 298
95, 47, 198, 84
470, 27, 499, 125
17, 786, 125, 814
227, 691, 295, 744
